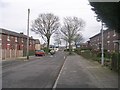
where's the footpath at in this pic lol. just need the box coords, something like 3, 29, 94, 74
55, 54, 118, 88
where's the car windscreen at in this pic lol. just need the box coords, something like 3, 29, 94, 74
35, 50, 44, 52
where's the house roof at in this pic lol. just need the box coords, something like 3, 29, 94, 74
35, 39, 40, 44
89, 29, 110, 39
0, 28, 26, 38
0, 28, 34, 40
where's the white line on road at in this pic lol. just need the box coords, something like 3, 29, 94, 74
52, 56, 67, 90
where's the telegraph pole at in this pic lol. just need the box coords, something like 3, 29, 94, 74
27, 9, 30, 59
101, 22, 104, 66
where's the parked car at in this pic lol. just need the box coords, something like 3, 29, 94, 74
35, 50, 45, 56
50, 50, 55, 55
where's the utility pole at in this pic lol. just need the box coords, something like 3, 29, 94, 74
95, 16, 104, 66
27, 9, 30, 59
101, 22, 104, 66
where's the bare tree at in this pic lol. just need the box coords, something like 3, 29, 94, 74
54, 30, 61, 47
31, 13, 60, 52
73, 33, 83, 48
61, 17, 85, 54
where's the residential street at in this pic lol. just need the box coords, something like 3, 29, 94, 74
2, 51, 118, 89
2, 51, 66, 88
1, 0, 119, 89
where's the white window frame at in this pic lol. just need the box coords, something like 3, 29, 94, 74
113, 30, 116, 37
21, 38, 23, 43
15, 37, 17, 42
107, 35, 110, 38
7, 43, 10, 50
107, 41, 110, 43
7, 35, 10, 41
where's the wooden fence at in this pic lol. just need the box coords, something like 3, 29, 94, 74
2, 49, 23, 60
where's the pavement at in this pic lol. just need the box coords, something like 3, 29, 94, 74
2, 55, 39, 61
55, 54, 118, 88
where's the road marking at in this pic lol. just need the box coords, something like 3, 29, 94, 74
64, 56, 65, 59
52, 55, 67, 90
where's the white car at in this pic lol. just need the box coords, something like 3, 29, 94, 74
50, 50, 55, 55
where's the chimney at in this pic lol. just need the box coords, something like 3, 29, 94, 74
20, 32, 24, 34
31, 36, 33, 38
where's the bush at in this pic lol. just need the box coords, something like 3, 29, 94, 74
111, 52, 120, 71
74, 48, 81, 55
42, 47, 51, 53
64, 49, 69, 51
29, 50, 35, 56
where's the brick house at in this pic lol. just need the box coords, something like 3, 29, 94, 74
35, 39, 41, 50
80, 43, 88, 49
0, 28, 36, 60
89, 29, 120, 53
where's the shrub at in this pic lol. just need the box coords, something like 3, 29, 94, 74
42, 47, 51, 53
111, 52, 120, 71
29, 50, 35, 56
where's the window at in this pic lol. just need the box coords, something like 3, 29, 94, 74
107, 35, 110, 38
107, 32, 110, 38
7, 35, 10, 41
7, 43, 10, 49
107, 41, 110, 43
113, 30, 116, 37
15, 37, 17, 42
21, 38, 23, 43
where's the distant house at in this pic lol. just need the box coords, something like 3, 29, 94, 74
80, 43, 88, 49
35, 39, 41, 50
0, 28, 36, 60
89, 29, 120, 53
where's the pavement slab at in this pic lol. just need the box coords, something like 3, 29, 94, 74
56, 54, 118, 88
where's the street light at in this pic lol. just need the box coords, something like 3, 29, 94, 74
101, 22, 104, 66
27, 9, 30, 59
95, 16, 104, 66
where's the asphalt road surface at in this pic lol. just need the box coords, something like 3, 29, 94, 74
2, 51, 66, 88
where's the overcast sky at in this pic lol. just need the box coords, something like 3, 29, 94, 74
0, 0, 102, 45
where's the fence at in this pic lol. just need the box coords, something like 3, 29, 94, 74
2, 49, 23, 60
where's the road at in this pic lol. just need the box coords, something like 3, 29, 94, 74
2, 51, 66, 88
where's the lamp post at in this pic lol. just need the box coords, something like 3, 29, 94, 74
101, 22, 104, 66
27, 9, 30, 59
95, 16, 104, 66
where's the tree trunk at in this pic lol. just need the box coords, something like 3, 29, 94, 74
47, 38, 50, 53
66, 41, 67, 49
69, 41, 72, 55
75, 43, 77, 49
